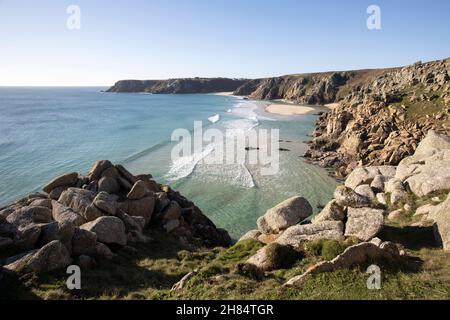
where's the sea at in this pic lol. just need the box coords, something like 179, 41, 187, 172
0, 87, 338, 239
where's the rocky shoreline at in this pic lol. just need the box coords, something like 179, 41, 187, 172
0, 161, 231, 277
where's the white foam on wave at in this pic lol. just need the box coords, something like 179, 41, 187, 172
166, 144, 215, 182
208, 114, 221, 123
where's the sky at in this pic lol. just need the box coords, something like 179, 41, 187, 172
0, 0, 449, 86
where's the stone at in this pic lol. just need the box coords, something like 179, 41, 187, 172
163, 219, 180, 233
239, 230, 262, 242
98, 176, 120, 194
276, 221, 344, 250
88, 160, 113, 181
160, 201, 182, 221
334, 186, 371, 208
115, 164, 137, 185
58, 188, 105, 222
29, 199, 52, 209
37, 221, 75, 252
345, 166, 396, 190
119, 195, 155, 224
77, 255, 97, 270
433, 193, 450, 250
93, 192, 117, 216
344, 207, 384, 241
370, 175, 386, 192
155, 192, 171, 213
6, 206, 52, 228
354, 184, 376, 202
95, 242, 115, 260
246, 243, 299, 271
72, 228, 97, 256
257, 197, 313, 234
284, 242, 401, 287
127, 181, 149, 200
49, 187, 67, 200
376, 193, 388, 206
13, 225, 42, 251
312, 200, 345, 223
52, 201, 86, 226
4, 240, 71, 275
81, 216, 127, 246
390, 189, 408, 205
388, 209, 403, 221
0, 236, 13, 250
43, 172, 79, 194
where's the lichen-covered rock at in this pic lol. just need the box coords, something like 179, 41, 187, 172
4, 240, 71, 275
284, 241, 402, 287
433, 193, 450, 250
81, 216, 127, 247
246, 243, 299, 271
354, 184, 376, 202
239, 230, 262, 242
71, 227, 98, 256
344, 207, 384, 241
345, 166, 395, 190
334, 186, 371, 208
276, 221, 344, 250
52, 201, 86, 226
6, 206, 52, 228
312, 200, 345, 223
43, 172, 79, 194
58, 188, 104, 222
257, 197, 313, 234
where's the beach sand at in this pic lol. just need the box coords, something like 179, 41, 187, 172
265, 103, 316, 116
212, 92, 235, 96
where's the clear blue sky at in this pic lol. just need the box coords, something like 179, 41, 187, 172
0, 0, 449, 86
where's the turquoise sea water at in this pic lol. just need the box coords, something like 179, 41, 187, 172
0, 87, 338, 239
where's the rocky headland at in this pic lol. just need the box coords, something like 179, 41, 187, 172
106, 78, 248, 94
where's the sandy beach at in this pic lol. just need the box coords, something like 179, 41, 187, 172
265, 103, 316, 115
212, 92, 235, 96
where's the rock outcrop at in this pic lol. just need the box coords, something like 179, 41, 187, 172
0, 161, 231, 275
305, 58, 449, 177
107, 78, 248, 94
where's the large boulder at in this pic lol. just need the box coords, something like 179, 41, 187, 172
334, 186, 371, 208
127, 181, 149, 200
71, 228, 98, 256
312, 200, 345, 223
345, 166, 396, 190
37, 221, 75, 252
92, 192, 118, 216
433, 193, 450, 250
257, 197, 313, 234
246, 243, 299, 271
81, 216, 127, 247
285, 241, 401, 287
276, 221, 344, 250
119, 195, 155, 224
344, 207, 384, 241
4, 240, 71, 275
98, 176, 120, 194
239, 230, 262, 242
88, 160, 113, 181
52, 201, 86, 226
6, 206, 52, 228
396, 131, 450, 197
43, 172, 79, 194
58, 188, 104, 222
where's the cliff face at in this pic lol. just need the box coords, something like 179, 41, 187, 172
107, 78, 248, 94
233, 70, 392, 105
305, 58, 450, 177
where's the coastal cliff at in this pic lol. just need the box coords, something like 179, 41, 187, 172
107, 78, 248, 94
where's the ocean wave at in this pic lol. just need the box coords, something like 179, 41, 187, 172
208, 114, 221, 123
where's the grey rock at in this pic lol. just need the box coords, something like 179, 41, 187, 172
88, 160, 113, 181
93, 192, 118, 216
354, 184, 376, 202
312, 200, 345, 223
334, 186, 371, 208
43, 172, 79, 194
127, 181, 149, 200
276, 221, 344, 250
6, 206, 52, 228
81, 216, 127, 246
345, 207, 384, 241
257, 197, 313, 234
52, 201, 86, 226
98, 176, 120, 194
433, 193, 450, 250
72, 228, 97, 256
238, 230, 262, 242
